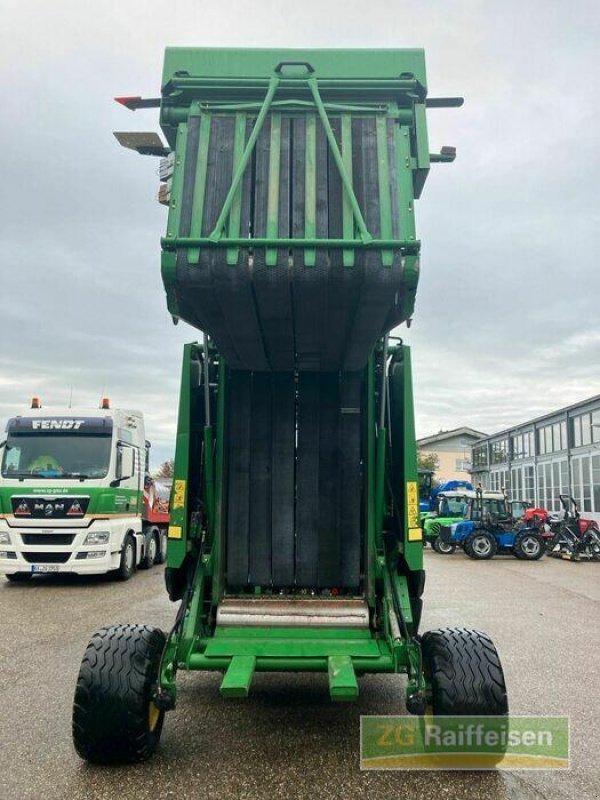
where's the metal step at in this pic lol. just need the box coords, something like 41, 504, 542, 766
216, 597, 369, 628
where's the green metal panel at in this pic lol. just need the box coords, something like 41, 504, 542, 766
328, 656, 359, 701
162, 47, 427, 87
220, 655, 256, 698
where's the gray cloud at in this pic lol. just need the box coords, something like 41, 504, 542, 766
1, 0, 599, 463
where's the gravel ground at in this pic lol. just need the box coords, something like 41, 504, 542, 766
0, 551, 598, 800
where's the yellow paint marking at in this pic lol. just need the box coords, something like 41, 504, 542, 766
173, 479, 186, 510
168, 525, 182, 539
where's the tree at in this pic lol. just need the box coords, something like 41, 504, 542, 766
417, 451, 439, 473
156, 459, 175, 479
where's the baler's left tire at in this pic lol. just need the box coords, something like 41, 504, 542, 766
72, 624, 166, 764
422, 628, 508, 716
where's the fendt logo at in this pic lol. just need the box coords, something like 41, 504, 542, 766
31, 419, 85, 430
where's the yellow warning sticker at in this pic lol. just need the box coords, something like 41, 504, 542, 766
408, 527, 422, 541
173, 479, 186, 510
168, 525, 182, 540
406, 481, 419, 529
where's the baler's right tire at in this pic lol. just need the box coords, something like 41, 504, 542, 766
422, 628, 508, 716
72, 624, 166, 764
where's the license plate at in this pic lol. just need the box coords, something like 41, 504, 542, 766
31, 564, 60, 573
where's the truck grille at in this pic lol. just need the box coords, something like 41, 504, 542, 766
22, 551, 71, 564
21, 533, 76, 546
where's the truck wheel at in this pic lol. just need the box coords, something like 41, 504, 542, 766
421, 628, 508, 715
117, 533, 136, 580
155, 529, 168, 565
434, 536, 456, 555
513, 532, 545, 561
6, 572, 33, 583
73, 624, 166, 764
140, 527, 159, 570
465, 531, 497, 560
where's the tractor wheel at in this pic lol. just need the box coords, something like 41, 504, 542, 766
465, 531, 497, 560
140, 527, 159, 570
513, 532, 545, 561
433, 536, 456, 555
421, 628, 508, 716
72, 624, 166, 764
5, 572, 33, 583
116, 533, 136, 581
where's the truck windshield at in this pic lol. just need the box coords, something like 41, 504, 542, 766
1, 433, 112, 479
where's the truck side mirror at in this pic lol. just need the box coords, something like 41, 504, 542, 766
117, 446, 135, 481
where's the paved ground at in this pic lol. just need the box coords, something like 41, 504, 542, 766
0, 551, 598, 800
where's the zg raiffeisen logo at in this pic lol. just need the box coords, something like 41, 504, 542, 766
360, 716, 569, 770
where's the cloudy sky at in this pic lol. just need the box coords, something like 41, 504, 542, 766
1, 1, 599, 466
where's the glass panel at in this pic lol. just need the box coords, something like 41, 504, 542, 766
560, 421, 567, 450
582, 414, 591, 446
592, 410, 600, 444
592, 455, 600, 512
574, 417, 582, 448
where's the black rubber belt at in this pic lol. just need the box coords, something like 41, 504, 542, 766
339, 372, 362, 589
270, 372, 296, 587
248, 373, 272, 585
209, 116, 268, 371
322, 117, 363, 370
343, 117, 403, 370
317, 373, 340, 587
295, 372, 320, 586
226, 370, 251, 586
253, 116, 295, 370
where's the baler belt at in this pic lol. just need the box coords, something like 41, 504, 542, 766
270, 372, 296, 586
248, 373, 272, 585
317, 373, 340, 587
226, 369, 362, 590
174, 113, 406, 372
295, 372, 320, 586
339, 372, 362, 588
226, 371, 252, 585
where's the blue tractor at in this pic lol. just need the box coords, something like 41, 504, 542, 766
442, 489, 545, 561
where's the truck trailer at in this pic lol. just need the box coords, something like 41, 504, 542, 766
0, 399, 168, 580
72, 48, 508, 764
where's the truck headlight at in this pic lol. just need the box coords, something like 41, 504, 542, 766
84, 531, 110, 545
0, 532, 11, 545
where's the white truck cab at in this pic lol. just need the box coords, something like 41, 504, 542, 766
0, 400, 167, 581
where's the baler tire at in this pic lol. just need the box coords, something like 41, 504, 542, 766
421, 628, 508, 718
72, 624, 166, 764
5, 572, 33, 583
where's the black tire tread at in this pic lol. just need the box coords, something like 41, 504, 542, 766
72, 623, 166, 764
513, 531, 545, 561
422, 627, 508, 715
